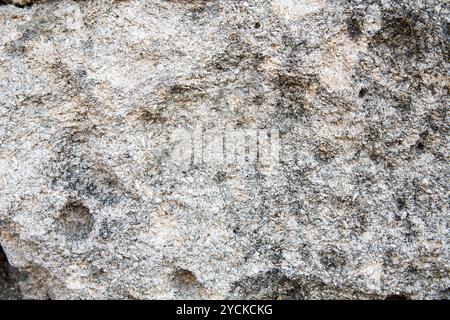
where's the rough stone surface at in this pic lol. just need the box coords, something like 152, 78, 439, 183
0, 0, 35, 6
0, 0, 448, 299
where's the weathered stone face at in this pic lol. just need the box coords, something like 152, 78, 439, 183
0, 0, 448, 299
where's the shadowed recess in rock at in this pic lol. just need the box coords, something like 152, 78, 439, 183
171, 268, 210, 299
0, 244, 22, 299
56, 199, 94, 241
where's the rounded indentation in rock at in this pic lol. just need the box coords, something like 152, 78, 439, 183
57, 200, 93, 241
172, 268, 198, 286
347, 17, 362, 39
171, 268, 207, 299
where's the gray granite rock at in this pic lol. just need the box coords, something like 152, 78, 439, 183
0, 0, 448, 299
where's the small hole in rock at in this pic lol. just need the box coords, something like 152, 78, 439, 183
57, 199, 93, 240
254, 22, 261, 29
358, 88, 368, 98
416, 141, 425, 151
173, 269, 198, 286
0, 244, 22, 299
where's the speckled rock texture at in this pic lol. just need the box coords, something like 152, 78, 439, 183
0, 0, 448, 299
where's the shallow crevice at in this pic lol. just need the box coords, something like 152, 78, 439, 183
0, 244, 22, 299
